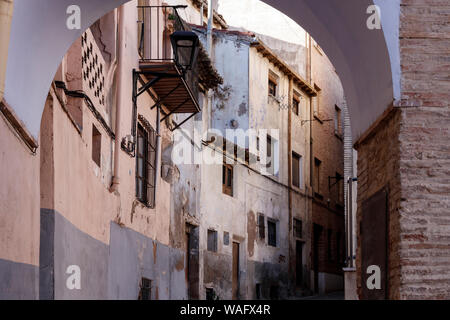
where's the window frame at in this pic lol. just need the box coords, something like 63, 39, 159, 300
292, 152, 303, 189
267, 219, 277, 247
258, 213, 265, 240
292, 93, 300, 116
92, 124, 101, 167
268, 71, 279, 97
222, 161, 234, 197
314, 158, 322, 198
136, 121, 157, 208
293, 218, 303, 239
207, 229, 218, 253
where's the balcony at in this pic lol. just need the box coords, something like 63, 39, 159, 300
134, 5, 222, 131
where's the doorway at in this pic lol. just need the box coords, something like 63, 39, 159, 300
185, 229, 191, 298
296, 241, 303, 287
361, 189, 388, 300
313, 224, 323, 293
232, 242, 240, 299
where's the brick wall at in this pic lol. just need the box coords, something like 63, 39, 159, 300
396, 0, 450, 299
356, 0, 450, 300
355, 108, 402, 299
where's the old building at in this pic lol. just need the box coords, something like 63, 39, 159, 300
0, 0, 223, 299
3, 0, 448, 301
167, 18, 346, 298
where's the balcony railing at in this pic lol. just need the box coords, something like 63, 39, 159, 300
137, 5, 186, 63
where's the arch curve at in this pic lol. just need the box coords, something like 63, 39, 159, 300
4, 0, 398, 142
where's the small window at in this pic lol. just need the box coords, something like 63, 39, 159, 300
258, 214, 265, 240
314, 158, 322, 197
268, 220, 277, 247
207, 229, 218, 252
292, 95, 300, 116
222, 162, 233, 197
335, 105, 342, 136
268, 71, 278, 97
292, 152, 302, 188
268, 79, 277, 96
294, 218, 302, 239
223, 231, 230, 246
136, 122, 157, 208
265, 135, 278, 176
92, 125, 101, 167
138, 278, 151, 300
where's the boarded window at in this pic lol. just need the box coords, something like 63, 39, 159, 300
207, 230, 218, 252
268, 220, 277, 247
92, 125, 101, 167
136, 122, 157, 208
138, 278, 151, 300
294, 218, 302, 239
258, 214, 265, 240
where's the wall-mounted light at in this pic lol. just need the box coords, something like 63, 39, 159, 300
170, 31, 200, 73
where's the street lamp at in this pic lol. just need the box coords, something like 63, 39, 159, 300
170, 31, 200, 73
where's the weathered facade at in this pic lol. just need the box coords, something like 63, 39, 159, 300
0, 0, 222, 299
3, 0, 447, 301
169, 23, 346, 299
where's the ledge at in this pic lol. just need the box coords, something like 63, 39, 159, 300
0, 98, 39, 154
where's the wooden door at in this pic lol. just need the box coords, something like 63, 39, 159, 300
361, 189, 388, 300
232, 242, 240, 299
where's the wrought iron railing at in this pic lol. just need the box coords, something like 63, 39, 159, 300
137, 5, 186, 62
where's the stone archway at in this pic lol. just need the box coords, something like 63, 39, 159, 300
4, 0, 447, 301
3, 0, 398, 142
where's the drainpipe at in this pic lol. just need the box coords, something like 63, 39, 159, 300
110, 6, 125, 193
0, 0, 13, 102
206, 0, 213, 53
287, 77, 293, 293
203, 0, 213, 133
200, 1, 204, 26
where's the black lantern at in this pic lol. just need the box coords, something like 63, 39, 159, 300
170, 31, 200, 73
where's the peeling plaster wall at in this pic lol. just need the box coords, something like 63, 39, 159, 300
192, 30, 311, 299
209, 32, 250, 138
